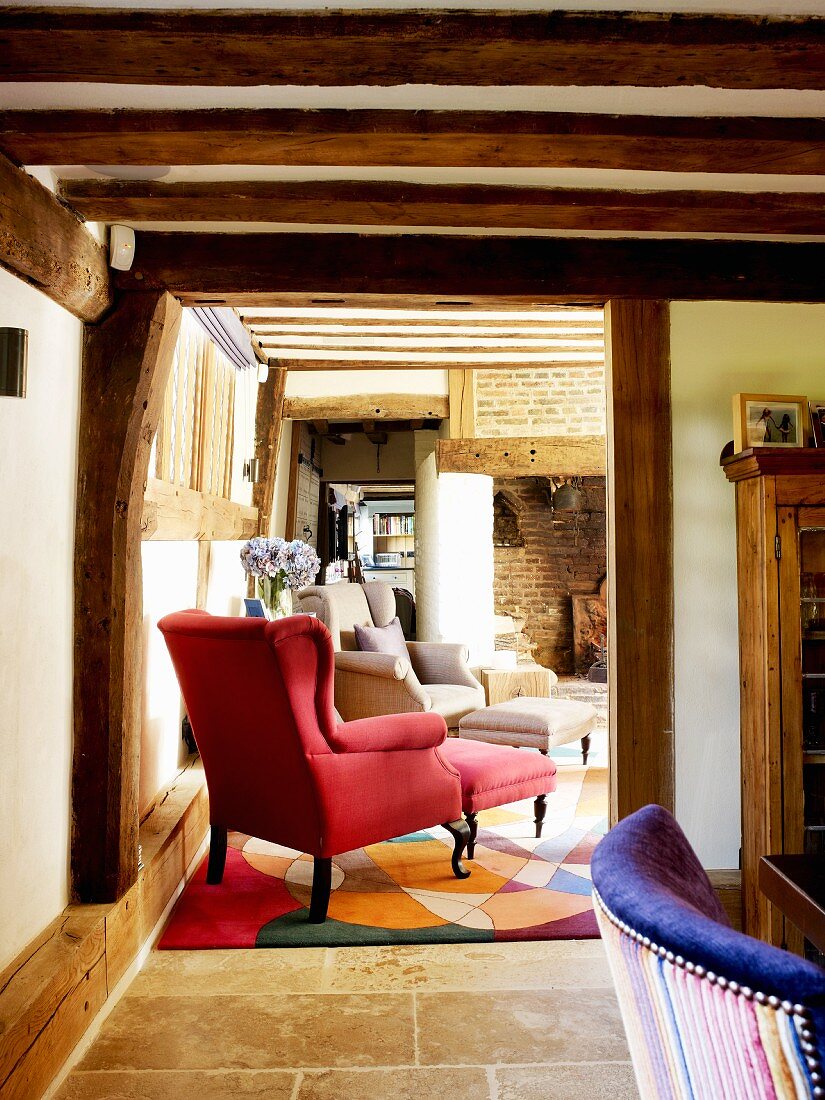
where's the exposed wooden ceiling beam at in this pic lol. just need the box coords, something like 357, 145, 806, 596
116, 232, 825, 305
1, 10, 823, 89
283, 395, 449, 420
437, 436, 606, 477
59, 179, 825, 236
7, 110, 825, 175
360, 418, 389, 444
0, 150, 111, 322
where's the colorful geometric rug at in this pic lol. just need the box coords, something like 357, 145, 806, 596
159, 759, 607, 949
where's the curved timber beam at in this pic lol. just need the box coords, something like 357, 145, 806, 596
72, 290, 182, 903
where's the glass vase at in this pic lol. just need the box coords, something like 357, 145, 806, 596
258, 573, 293, 619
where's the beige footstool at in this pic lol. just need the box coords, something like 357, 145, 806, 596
458, 696, 598, 765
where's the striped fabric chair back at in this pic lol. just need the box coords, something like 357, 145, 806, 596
591, 806, 825, 1100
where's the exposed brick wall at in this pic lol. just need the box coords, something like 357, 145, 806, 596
493, 477, 606, 675
475, 365, 606, 437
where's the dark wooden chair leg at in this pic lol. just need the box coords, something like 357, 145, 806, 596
206, 824, 227, 884
443, 819, 471, 879
581, 734, 592, 766
534, 794, 548, 839
465, 811, 478, 859
308, 856, 332, 923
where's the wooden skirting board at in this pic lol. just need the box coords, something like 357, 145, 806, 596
437, 435, 606, 477
141, 478, 258, 541
0, 760, 208, 1099
708, 869, 743, 932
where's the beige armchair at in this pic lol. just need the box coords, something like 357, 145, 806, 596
297, 581, 485, 728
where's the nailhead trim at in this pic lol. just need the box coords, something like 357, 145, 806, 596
592, 888, 822, 1090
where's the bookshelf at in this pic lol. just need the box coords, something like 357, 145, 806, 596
372, 512, 415, 556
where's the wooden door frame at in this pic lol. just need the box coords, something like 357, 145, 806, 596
605, 300, 675, 821
73, 284, 672, 901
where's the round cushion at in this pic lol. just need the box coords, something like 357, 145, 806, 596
439, 738, 557, 814
458, 696, 597, 752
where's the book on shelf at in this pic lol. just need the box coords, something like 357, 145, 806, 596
372, 513, 414, 536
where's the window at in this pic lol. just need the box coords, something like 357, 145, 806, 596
151, 311, 236, 498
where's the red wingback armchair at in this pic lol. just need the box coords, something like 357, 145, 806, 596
158, 610, 470, 922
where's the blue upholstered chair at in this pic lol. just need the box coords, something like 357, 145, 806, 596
591, 805, 825, 1100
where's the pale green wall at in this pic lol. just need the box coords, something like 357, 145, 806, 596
671, 302, 825, 868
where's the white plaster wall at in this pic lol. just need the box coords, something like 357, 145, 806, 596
671, 302, 825, 869
414, 431, 495, 664
270, 420, 294, 538
206, 541, 248, 617
321, 431, 415, 483
0, 272, 81, 969
285, 368, 448, 398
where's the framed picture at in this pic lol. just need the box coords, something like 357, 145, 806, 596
733, 393, 808, 452
243, 597, 267, 618
810, 402, 825, 448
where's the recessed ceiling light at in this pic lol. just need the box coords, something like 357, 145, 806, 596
84, 165, 171, 181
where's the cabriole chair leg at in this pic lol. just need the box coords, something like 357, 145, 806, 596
206, 825, 228, 884
443, 819, 471, 879
309, 856, 332, 923
465, 811, 478, 859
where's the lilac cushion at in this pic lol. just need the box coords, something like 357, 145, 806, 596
354, 616, 410, 662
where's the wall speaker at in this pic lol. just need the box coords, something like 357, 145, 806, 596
0, 328, 27, 398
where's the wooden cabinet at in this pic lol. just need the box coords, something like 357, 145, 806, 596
362, 568, 415, 597
723, 448, 825, 947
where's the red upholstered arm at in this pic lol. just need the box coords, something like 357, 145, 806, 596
328, 711, 448, 754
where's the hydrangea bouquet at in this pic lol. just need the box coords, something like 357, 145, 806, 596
240, 536, 321, 618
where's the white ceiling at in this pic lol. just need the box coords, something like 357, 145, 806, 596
5, 83, 825, 114
48, 164, 825, 192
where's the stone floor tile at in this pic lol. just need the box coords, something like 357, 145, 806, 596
129, 947, 327, 996
326, 941, 610, 993
78, 993, 414, 1071
298, 1067, 491, 1100
496, 1062, 638, 1099
416, 989, 628, 1066
55, 1069, 296, 1099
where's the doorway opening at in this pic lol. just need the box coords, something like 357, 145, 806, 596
245, 303, 611, 942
